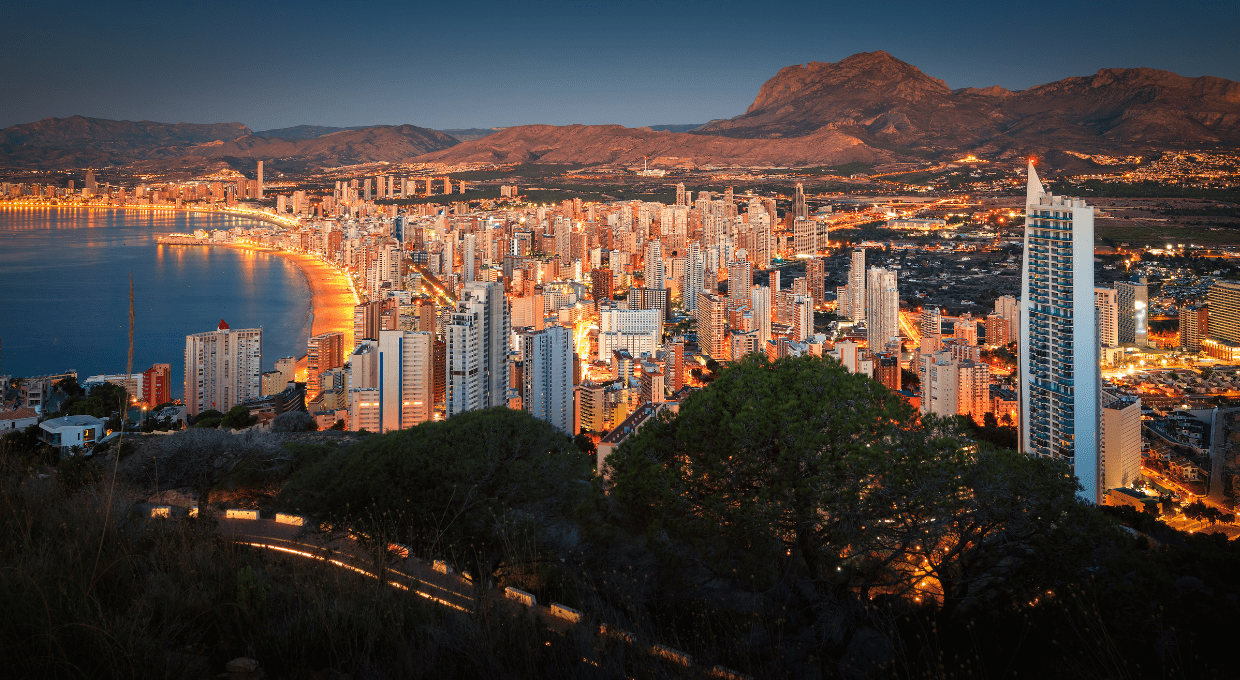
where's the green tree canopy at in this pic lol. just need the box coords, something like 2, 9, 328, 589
220, 405, 257, 430
280, 407, 593, 583
607, 354, 1107, 619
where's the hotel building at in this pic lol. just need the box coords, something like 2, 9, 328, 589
1019, 162, 1100, 503
184, 320, 262, 417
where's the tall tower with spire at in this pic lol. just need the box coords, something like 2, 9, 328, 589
1019, 161, 1100, 503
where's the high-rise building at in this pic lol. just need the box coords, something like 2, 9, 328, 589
592, 268, 614, 307
727, 259, 752, 304
697, 292, 729, 360
1019, 161, 1099, 503
520, 325, 573, 434
675, 183, 686, 206
140, 363, 171, 408
598, 305, 661, 359
806, 258, 825, 307
378, 330, 434, 432
791, 294, 813, 342
875, 353, 901, 392
555, 216, 572, 263
984, 314, 1011, 348
1094, 287, 1119, 347
994, 295, 1019, 343
463, 233, 477, 283
954, 313, 978, 346
256, 161, 263, 199
184, 320, 262, 417
354, 300, 384, 342
919, 306, 942, 338
668, 337, 686, 393
848, 249, 866, 323
307, 332, 345, 403
866, 268, 899, 350
1207, 281, 1240, 344
418, 299, 437, 334
682, 242, 705, 314
1099, 391, 1142, 493
348, 341, 378, 390
793, 217, 815, 256
446, 281, 510, 418
751, 285, 772, 346
834, 341, 873, 377
644, 240, 665, 289
793, 182, 808, 220
919, 350, 990, 422
1181, 304, 1208, 352
1115, 277, 1149, 346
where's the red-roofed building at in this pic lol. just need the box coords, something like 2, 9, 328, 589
1, 407, 39, 434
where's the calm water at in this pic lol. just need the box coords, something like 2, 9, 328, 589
0, 207, 313, 399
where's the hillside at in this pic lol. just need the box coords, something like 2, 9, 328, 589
697, 51, 1240, 156
0, 115, 251, 169
412, 122, 889, 167
188, 125, 459, 169
4, 54, 1239, 172
0, 119, 457, 171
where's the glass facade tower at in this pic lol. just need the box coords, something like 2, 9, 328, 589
1019, 162, 1100, 503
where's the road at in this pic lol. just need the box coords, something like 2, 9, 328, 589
208, 515, 747, 676
1140, 466, 1239, 538
218, 517, 485, 614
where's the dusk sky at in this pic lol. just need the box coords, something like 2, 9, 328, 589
2, 0, 1237, 132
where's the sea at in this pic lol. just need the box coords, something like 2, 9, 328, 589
0, 207, 313, 400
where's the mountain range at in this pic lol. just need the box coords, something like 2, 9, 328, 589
4, 51, 1239, 173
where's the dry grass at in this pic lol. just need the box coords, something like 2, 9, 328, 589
0, 448, 641, 680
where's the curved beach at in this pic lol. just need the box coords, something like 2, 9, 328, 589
213, 242, 357, 379
282, 249, 357, 358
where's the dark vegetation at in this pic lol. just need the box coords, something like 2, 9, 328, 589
3, 355, 1239, 678
1050, 179, 1240, 201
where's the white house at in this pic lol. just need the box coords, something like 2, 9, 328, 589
0, 407, 39, 434
38, 415, 107, 454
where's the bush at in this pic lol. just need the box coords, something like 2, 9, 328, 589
220, 405, 257, 430
270, 411, 317, 433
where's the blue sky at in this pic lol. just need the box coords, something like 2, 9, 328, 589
1, 0, 1236, 131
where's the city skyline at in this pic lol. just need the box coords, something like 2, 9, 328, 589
2, 1, 1237, 131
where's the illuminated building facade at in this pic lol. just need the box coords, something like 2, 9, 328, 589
1019, 161, 1099, 503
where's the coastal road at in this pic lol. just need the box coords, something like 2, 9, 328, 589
217, 517, 478, 613
210, 516, 738, 674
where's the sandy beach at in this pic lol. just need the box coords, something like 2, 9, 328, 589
193, 240, 357, 379
280, 251, 357, 378
277, 251, 356, 342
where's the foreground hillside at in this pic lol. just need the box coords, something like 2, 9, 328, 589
2, 356, 1238, 678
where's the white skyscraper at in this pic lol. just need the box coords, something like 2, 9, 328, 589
751, 284, 772, 346
463, 233, 477, 283
994, 295, 1020, 343
1094, 287, 1119, 348
644, 240, 665, 290
866, 267, 899, 350
446, 281, 511, 418
378, 330, 434, 432
682, 242, 705, 315
848, 248, 866, 323
184, 320, 262, 417
793, 217, 815, 256
520, 325, 574, 434
1020, 161, 1100, 503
